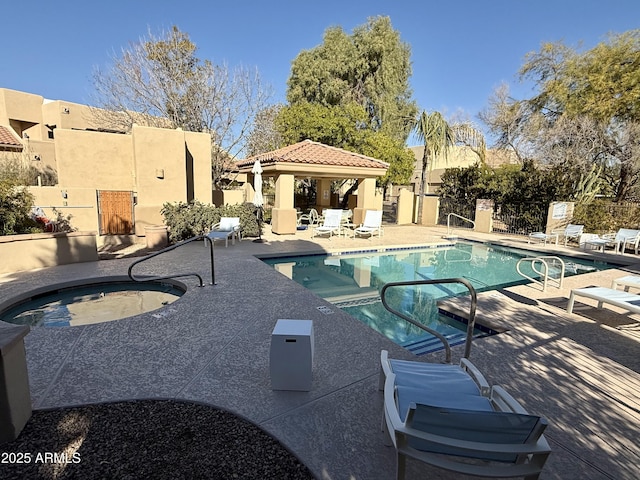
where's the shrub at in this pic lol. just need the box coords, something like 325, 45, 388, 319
0, 180, 42, 235
573, 200, 640, 234
161, 201, 260, 243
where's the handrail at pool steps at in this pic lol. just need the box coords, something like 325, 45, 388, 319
445, 212, 475, 239
516, 255, 565, 292
380, 278, 478, 364
127, 234, 215, 287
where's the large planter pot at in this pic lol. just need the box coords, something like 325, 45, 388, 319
145, 225, 169, 249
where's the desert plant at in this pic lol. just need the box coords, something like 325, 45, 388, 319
161, 201, 260, 242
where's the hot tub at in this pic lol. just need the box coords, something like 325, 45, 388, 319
0, 277, 186, 327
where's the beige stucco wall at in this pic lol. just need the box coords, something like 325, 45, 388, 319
184, 130, 212, 204
213, 189, 246, 206
30, 186, 99, 232
26, 140, 57, 174
132, 126, 212, 234
55, 129, 134, 189
0, 231, 98, 274
42, 100, 99, 132
0, 89, 46, 141
396, 188, 416, 224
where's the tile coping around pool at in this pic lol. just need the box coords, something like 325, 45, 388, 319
253, 241, 456, 259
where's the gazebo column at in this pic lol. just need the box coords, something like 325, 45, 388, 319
353, 177, 377, 225
271, 173, 297, 235
317, 178, 333, 213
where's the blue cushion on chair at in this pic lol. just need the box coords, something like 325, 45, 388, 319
408, 404, 541, 463
396, 385, 492, 419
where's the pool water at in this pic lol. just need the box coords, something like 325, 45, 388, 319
264, 242, 610, 354
1, 281, 185, 327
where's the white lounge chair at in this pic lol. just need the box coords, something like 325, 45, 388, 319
583, 228, 640, 254
311, 209, 342, 239
353, 210, 383, 239
527, 231, 558, 245
611, 274, 640, 292
553, 224, 584, 246
379, 350, 551, 480
207, 217, 241, 247
613, 229, 640, 254
567, 286, 640, 315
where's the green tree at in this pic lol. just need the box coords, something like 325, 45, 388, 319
287, 16, 418, 143
359, 132, 415, 187
516, 30, 640, 201
521, 31, 640, 123
275, 102, 369, 148
275, 101, 414, 188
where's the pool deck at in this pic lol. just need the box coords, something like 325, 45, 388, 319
1, 225, 639, 479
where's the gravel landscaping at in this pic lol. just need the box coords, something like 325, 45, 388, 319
1, 400, 315, 480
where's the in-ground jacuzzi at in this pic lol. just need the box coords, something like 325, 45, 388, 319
0, 277, 186, 327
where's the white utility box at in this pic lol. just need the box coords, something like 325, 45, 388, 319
270, 319, 314, 391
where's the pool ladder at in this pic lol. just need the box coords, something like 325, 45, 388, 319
127, 234, 216, 287
380, 278, 478, 364
444, 213, 475, 239
516, 255, 565, 292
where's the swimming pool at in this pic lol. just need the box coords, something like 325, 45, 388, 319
263, 242, 611, 353
0, 279, 185, 327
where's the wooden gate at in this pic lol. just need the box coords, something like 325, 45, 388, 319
97, 190, 134, 235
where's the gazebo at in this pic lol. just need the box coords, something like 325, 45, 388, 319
235, 140, 389, 234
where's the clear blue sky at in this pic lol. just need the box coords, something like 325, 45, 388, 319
3, 0, 638, 142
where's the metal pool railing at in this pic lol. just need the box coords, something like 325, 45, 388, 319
380, 278, 478, 364
127, 235, 215, 287
516, 256, 565, 292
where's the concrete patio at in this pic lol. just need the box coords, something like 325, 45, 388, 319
1, 224, 639, 479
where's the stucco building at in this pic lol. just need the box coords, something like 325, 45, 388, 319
0, 88, 212, 242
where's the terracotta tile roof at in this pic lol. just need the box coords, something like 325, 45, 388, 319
236, 140, 389, 170
0, 125, 23, 149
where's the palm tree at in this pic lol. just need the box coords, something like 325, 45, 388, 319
413, 111, 454, 223
413, 111, 487, 224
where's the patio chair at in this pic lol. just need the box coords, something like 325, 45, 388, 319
552, 224, 584, 246
340, 209, 353, 225
583, 228, 640, 254
527, 231, 558, 246
298, 208, 320, 226
611, 274, 640, 292
311, 209, 342, 239
567, 286, 640, 315
380, 350, 551, 480
353, 210, 384, 239
612, 228, 640, 254
207, 217, 241, 247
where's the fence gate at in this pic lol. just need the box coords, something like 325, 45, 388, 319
97, 190, 134, 235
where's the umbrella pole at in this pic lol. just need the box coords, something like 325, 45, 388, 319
253, 206, 266, 243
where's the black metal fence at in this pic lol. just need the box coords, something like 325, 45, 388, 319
437, 198, 548, 236
438, 195, 640, 237
491, 203, 547, 235
437, 198, 475, 227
